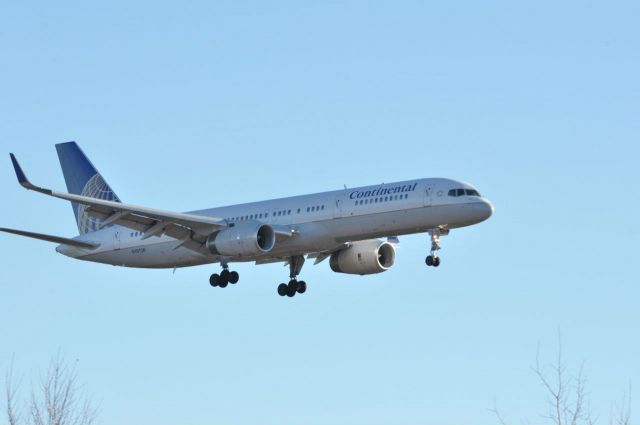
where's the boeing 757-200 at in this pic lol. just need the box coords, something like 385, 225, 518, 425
1, 142, 494, 297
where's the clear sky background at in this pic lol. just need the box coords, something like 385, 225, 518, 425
0, 1, 638, 424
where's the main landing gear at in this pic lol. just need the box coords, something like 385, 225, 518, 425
277, 255, 307, 298
209, 264, 239, 288
425, 228, 447, 267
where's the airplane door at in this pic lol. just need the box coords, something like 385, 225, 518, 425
423, 184, 433, 206
333, 195, 343, 218
113, 229, 121, 250
333, 192, 353, 218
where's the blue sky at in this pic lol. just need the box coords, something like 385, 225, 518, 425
0, 1, 638, 424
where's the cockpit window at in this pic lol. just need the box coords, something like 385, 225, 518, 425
448, 188, 482, 197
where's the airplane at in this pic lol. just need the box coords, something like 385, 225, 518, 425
1, 142, 494, 297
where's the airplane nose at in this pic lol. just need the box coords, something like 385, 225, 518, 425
469, 199, 494, 222
484, 199, 495, 218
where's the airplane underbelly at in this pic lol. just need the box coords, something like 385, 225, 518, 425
79, 241, 211, 269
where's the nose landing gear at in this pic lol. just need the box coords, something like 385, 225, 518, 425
425, 228, 447, 267
425, 255, 440, 267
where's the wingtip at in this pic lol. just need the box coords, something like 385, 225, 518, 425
9, 153, 30, 187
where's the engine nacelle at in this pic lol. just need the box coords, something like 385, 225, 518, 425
206, 223, 276, 257
330, 239, 396, 275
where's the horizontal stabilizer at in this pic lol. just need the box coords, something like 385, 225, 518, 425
0, 227, 99, 250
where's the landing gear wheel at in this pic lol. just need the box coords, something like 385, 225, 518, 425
425, 256, 434, 266
287, 280, 297, 297
209, 273, 220, 287
220, 269, 230, 281
219, 279, 228, 288
228, 271, 239, 284
433, 257, 440, 267
277, 283, 288, 296
297, 281, 307, 294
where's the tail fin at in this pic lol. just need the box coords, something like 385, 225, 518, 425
55, 142, 121, 234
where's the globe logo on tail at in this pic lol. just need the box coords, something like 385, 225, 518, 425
77, 174, 120, 234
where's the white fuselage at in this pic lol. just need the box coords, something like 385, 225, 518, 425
56, 178, 494, 268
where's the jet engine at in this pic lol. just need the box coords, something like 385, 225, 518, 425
206, 223, 276, 257
330, 239, 396, 275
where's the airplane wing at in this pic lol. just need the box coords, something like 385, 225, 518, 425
0, 227, 99, 249
306, 242, 351, 265
9, 154, 227, 244
254, 243, 352, 266
304, 238, 398, 265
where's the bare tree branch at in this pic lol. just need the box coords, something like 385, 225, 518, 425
610, 384, 632, 425
5, 359, 21, 425
490, 396, 509, 425
495, 336, 631, 425
5, 355, 97, 425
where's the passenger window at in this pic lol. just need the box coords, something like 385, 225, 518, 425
297, 208, 301, 213
321, 205, 325, 210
